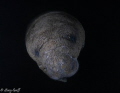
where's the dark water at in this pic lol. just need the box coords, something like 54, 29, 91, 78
0, 0, 119, 93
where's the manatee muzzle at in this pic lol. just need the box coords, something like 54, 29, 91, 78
42, 46, 79, 82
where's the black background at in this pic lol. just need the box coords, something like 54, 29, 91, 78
0, 0, 120, 93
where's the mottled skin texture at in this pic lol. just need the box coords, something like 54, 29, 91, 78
25, 11, 85, 82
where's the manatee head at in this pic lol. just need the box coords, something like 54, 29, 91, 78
25, 11, 85, 82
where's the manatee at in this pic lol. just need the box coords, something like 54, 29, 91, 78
25, 11, 85, 82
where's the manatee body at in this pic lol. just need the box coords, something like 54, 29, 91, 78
25, 11, 85, 82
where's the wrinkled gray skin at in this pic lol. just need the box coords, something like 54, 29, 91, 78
25, 11, 85, 82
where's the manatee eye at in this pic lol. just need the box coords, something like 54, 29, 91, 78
63, 34, 76, 43
35, 49, 39, 57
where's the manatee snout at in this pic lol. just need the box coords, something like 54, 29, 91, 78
25, 11, 85, 82
43, 45, 79, 82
